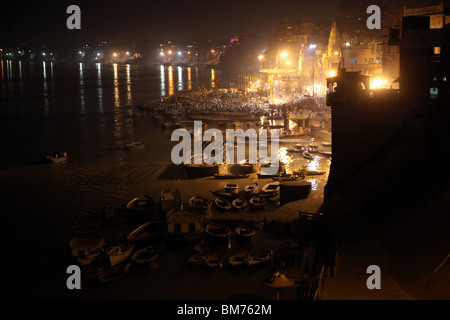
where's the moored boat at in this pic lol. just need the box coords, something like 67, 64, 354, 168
46, 151, 68, 163
235, 225, 256, 239
69, 237, 104, 266
261, 181, 280, 195
188, 196, 212, 215
126, 195, 155, 212
204, 253, 223, 269
214, 197, 232, 211
124, 141, 145, 150
188, 252, 209, 267
231, 197, 247, 210
248, 250, 273, 266
224, 183, 239, 194
126, 220, 164, 244
205, 223, 232, 239
302, 150, 314, 159
97, 262, 131, 284
238, 161, 261, 174
243, 183, 259, 194
249, 196, 266, 210
183, 163, 219, 179
228, 251, 250, 267
131, 246, 159, 264
105, 244, 134, 267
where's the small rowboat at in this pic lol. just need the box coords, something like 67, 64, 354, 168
124, 141, 145, 150
215, 197, 232, 211
97, 262, 131, 284
205, 253, 223, 269
261, 181, 280, 195
235, 225, 255, 239
46, 151, 68, 163
214, 174, 249, 180
205, 223, 232, 238
193, 240, 212, 252
188, 253, 209, 267
249, 196, 265, 210
248, 250, 273, 267
131, 246, 159, 264
126, 195, 155, 211
228, 251, 250, 267
302, 150, 314, 159
224, 183, 239, 194
188, 196, 212, 215
232, 197, 247, 210
126, 220, 164, 244
243, 183, 259, 194
105, 244, 135, 267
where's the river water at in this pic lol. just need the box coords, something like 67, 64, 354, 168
1, 61, 330, 300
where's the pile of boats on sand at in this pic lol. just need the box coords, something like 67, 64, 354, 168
187, 222, 274, 269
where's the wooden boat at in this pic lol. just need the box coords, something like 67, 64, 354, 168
97, 262, 131, 284
249, 196, 266, 210
302, 150, 314, 159
322, 142, 332, 147
188, 196, 212, 215
238, 161, 261, 174
183, 163, 219, 179
188, 252, 209, 267
204, 253, 223, 269
69, 237, 104, 266
131, 246, 159, 264
126, 195, 155, 212
235, 225, 256, 239
205, 223, 232, 239
215, 197, 232, 211
105, 244, 134, 267
46, 151, 68, 163
231, 197, 247, 210
214, 174, 249, 179
243, 183, 259, 194
193, 240, 212, 252
224, 183, 239, 194
228, 251, 250, 267
124, 141, 145, 150
261, 181, 280, 195
160, 189, 182, 213
318, 150, 332, 157
272, 174, 302, 182
248, 250, 273, 266
126, 220, 164, 244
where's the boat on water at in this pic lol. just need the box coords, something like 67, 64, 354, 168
126, 195, 155, 212
272, 174, 303, 182
243, 183, 259, 194
248, 250, 273, 267
205, 223, 232, 239
318, 150, 332, 157
183, 163, 219, 179
228, 251, 250, 267
124, 141, 145, 150
204, 253, 223, 269
131, 246, 159, 264
69, 237, 104, 266
302, 150, 314, 159
261, 181, 280, 195
224, 183, 239, 194
105, 244, 134, 267
46, 151, 68, 163
249, 196, 266, 210
214, 197, 232, 211
97, 262, 131, 284
238, 161, 261, 174
231, 197, 248, 210
235, 225, 256, 239
126, 220, 164, 244
214, 173, 249, 179
188, 196, 212, 215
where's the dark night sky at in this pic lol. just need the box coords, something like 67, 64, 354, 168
0, 0, 444, 45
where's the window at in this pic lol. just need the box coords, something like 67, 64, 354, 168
433, 47, 441, 55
